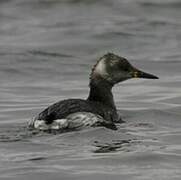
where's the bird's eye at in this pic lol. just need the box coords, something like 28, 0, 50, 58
120, 59, 131, 72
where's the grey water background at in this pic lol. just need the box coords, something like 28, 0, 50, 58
0, 0, 181, 179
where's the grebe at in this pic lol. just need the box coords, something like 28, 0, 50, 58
29, 53, 158, 131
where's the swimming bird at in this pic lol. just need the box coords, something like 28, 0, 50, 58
29, 53, 158, 131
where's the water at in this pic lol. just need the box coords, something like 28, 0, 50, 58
0, 0, 181, 179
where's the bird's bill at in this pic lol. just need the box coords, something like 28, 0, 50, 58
132, 69, 159, 79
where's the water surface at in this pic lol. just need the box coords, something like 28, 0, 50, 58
0, 0, 181, 179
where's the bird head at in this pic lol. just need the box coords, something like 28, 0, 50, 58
91, 53, 158, 85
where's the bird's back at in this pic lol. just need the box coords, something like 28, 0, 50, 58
35, 99, 118, 124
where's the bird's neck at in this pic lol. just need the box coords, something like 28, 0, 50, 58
87, 76, 116, 109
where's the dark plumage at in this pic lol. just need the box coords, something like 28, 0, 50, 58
35, 98, 118, 130
31, 53, 158, 131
